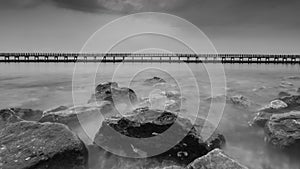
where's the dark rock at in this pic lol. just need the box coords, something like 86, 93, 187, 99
89, 82, 138, 107
186, 149, 248, 169
94, 107, 225, 166
265, 111, 300, 148
0, 121, 88, 169
297, 88, 300, 93
144, 77, 167, 85
278, 91, 291, 98
0, 109, 23, 128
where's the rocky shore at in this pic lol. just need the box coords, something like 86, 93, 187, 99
0, 78, 248, 169
250, 94, 300, 149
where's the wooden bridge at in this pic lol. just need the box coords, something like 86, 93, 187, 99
0, 53, 300, 64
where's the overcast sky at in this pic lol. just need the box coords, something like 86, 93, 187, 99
0, 0, 299, 54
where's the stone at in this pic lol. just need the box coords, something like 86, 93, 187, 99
0, 121, 88, 169
261, 100, 288, 110
0, 108, 42, 122
265, 111, 300, 148
229, 95, 251, 108
278, 91, 291, 98
94, 107, 225, 166
186, 149, 248, 169
0, 109, 23, 128
297, 88, 300, 93
39, 103, 109, 127
89, 82, 138, 107
144, 77, 167, 85
250, 111, 272, 127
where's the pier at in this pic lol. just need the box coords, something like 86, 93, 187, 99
0, 53, 300, 64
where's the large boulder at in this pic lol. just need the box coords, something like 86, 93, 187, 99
88, 82, 138, 107
186, 149, 248, 169
264, 111, 300, 148
0, 121, 88, 169
94, 107, 225, 166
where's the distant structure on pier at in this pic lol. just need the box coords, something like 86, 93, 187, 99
0, 52, 300, 64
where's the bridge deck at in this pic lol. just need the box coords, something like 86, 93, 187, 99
0, 53, 300, 64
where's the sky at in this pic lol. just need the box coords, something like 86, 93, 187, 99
0, 0, 299, 54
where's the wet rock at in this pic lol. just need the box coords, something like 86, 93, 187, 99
250, 112, 272, 127
265, 111, 300, 148
186, 149, 248, 169
260, 100, 288, 110
139, 91, 184, 112
279, 81, 294, 88
0, 121, 88, 169
144, 77, 166, 85
0, 108, 42, 122
43, 105, 69, 116
89, 82, 138, 107
229, 95, 252, 108
94, 107, 225, 165
278, 91, 291, 98
286, 76, 300, 80
39, 103, 108, 127
0, 109, 23, 128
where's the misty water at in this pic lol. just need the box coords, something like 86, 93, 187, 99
1, 63, 300, 169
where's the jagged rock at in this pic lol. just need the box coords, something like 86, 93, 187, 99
261, 100, 288, 110
278, 91, 291, 98
139, 91, 184, 112
229, 95, 251, 108
0, 109, 23, 128
186, 149, 248, 169
144, 77, 166, 85
88, 82, 138, 107
39, 103, 109, 127
280, 81, 294, 88
43, 105, 69, 116
94, 107, 225, 166
0, 108, 42, 122
0, 121, 88, 169
265, 111, 300, 148
250, 111, 272, 127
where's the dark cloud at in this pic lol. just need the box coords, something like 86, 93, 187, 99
0, 0, 299, 28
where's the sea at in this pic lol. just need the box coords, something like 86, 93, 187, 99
1, 63, 300, 169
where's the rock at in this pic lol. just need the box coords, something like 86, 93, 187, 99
265, 111, 300, 148
39, 103, 108, 127
278, 91, 291, 98
89, 82, 138, 107
286, 76, 300, 80
260, 100, 288, 110
144, 77, 166, 85
297, 88, 300, 93
0, 121, 88, 169
229, 95, 251, 108
43, 105, 69, 116
94, 107, 225, 165
186, 149, 248, 169
250, 111, 272, 127
0, 108, 42, 122
280, 81, 294, 88
280, 95, 300, 108
139, 91, 184, 112
0, 109, 23, 128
